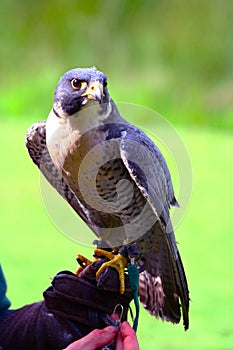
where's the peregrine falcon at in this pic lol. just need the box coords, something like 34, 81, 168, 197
26, 67, 189, 330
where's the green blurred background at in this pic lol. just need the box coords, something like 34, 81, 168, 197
1, 1, 233, 349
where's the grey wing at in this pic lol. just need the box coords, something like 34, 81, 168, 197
119, 127, 189, 330
120, 127, 178, 226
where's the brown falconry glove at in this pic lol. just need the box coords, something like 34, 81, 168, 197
0, 258, 133, 350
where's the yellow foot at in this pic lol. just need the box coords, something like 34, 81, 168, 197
94, 248, 128, 294
75, 254, 93, 275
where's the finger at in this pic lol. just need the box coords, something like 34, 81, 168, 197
111, 313, 120, 321
120, 322, 139, 350
64, 326, 116, 350
115, 330, 123, 350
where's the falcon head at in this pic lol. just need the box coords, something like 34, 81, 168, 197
53, 67, 110, 117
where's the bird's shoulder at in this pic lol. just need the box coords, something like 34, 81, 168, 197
99, 121, 178, 209
101, 121, 170, 176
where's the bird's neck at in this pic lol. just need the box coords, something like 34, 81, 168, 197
67, 101, 112, 135
46, 101, 116, 172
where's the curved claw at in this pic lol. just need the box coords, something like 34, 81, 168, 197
75, 254, 93, 275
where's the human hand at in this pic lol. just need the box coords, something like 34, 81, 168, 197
63, 326, 116, 350
64, 321, 139, 350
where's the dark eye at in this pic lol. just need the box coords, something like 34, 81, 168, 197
103, 80, 108, 88
71, 79, 86, 90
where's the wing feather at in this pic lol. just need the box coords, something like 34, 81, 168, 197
118, 125, 189, 329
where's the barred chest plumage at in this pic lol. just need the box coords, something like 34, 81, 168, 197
46, 109, 158, 250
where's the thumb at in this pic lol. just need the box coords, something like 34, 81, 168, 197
64, 326, 116, 350
119, 322, 139, 350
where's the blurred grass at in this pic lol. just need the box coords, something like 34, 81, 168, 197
0, 0, 233, 129
1, 119, 233, 349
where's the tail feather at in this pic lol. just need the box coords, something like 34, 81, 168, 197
174, 249, 190, 330
167, 230, 190, 330
139, 271, 181, 323
139, 230, 189, 330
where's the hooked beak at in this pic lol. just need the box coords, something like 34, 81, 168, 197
81, 81, 103, 103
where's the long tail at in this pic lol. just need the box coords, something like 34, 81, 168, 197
138, 229, 189, 330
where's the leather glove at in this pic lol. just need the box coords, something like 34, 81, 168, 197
0, 259, 132, 350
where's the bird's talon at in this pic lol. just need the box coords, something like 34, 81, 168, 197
94, 249, 128, 294
94, 248, 116, 260
75, 254, 92, 275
